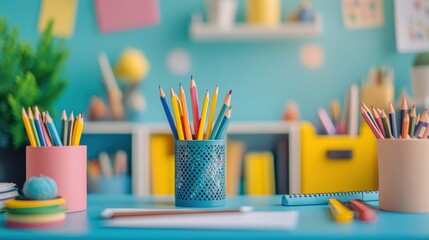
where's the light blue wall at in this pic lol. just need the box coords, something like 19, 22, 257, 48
0, 0, 416, 123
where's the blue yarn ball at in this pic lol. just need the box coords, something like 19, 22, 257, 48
23, 176, 57, 200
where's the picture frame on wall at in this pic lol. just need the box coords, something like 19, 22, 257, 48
394, 0, 429, 53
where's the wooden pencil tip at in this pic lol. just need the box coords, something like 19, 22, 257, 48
228, 90, 232, 94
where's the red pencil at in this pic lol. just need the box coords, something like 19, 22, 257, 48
360, 106, 384, 139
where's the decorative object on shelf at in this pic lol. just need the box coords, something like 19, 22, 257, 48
190, 0, 322, 41
246, 0, 280, 26
411, 52, 429, 105
115, 48, 149, 120
206, 0, 237, 29
23, 175, 57, 200
394, 0, 429, 52
91, 48, 149, 121
342, 0, 384, 29
360, 65, 394, 113
282, 101, 300, 121
286, 1, 315, 23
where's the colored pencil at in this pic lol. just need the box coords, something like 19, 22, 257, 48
21, 108, 37, 147
361, 102, 378, 131
388, 102, 398, 139
381, 110, 392, 139
205, 85, 219, 140
71, 114, 84, 146
41, 112, 53, 147
360, 106, 384, 139
159, 86, 178, 140
61, 110, 68, 146
197, 90, 209, 140
371, 106, 385, 138
190, 76, 200, 137
67, 112, 74, 146
45, 113, 63, 146
330, 100, 341, 127
401, 112, 410, 139
27, 107, 40, 147
179, 84, 193, 140
399, 97, 408, 135
215, 106, 232, 140
210, 90, 232, 140
170, 88, 184, 140
33, 107, 46, 146
414, 109, 428, 139
318, 108, 336, 135
409, 105, 416, 137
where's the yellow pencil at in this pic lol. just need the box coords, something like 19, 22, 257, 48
21, 107, 37, 147
197, 90, 209, 140
205, 85, 218, 140
170, 88, 184, 140
71, 114, 84, 146
179, 84, 193, 140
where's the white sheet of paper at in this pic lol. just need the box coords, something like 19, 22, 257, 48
104, 211, 299, 230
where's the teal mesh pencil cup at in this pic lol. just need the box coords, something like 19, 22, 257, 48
175, 140, 226, 207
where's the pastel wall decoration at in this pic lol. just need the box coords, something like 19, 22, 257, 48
38, 0, 78, 37
94, 0, 160, 33
394, 0, 429, 53
342, 0, 384, 29
166, 48, 192, 76
299, 43, 324, 70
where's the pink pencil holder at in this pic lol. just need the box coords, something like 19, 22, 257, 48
26, 146, 87, 213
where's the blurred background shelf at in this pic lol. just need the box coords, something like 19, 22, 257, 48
83, 121, 300, 196
189, 13, 323, 41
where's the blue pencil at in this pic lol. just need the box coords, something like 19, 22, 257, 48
33, 107, 46, 146
46, 112, 63, 146
159, 86, 178, 140
215, 106, 232, 140
388, 102, 398, 139
209, 90, 231, 140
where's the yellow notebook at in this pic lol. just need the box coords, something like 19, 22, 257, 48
244, 151, 275, 195
150, 134, 175, 195
300, 121, 378, 194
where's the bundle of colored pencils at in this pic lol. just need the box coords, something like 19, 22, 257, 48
361, 98, 428, 139
21, 107, 84, 147
159, 76, 232, 140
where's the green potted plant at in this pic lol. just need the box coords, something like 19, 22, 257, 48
411, 52, 429, 104
0, 18, 70, 187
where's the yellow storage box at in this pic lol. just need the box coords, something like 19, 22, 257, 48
301, 121, 378, 194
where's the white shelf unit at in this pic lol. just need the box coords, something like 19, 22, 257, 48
84, 121, 301, 195
189, 13, 323, 41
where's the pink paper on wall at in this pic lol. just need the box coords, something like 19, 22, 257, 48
95, 0, 160, 33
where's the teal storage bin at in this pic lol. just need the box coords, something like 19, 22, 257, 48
175, 140, 226, 207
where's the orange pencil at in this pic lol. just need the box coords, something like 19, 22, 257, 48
401, 112, 410, 139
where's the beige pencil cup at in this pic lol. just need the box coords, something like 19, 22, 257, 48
377, 139, 429, 213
